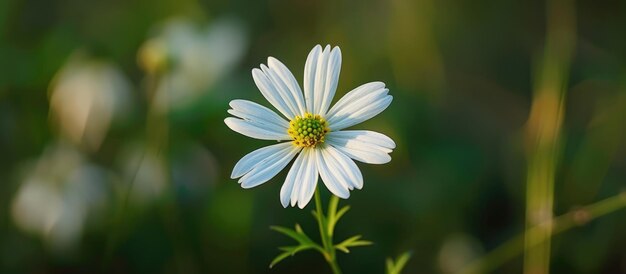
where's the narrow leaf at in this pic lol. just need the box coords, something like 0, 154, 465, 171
271, 245, 318, 268
346, 240, 373, 247
386, 258, 395, 274
295, 223, 304, 234
270, 225, 314, 245
336, 245, 350, 253
335, 235, 373, 253
327, 205, 351, 241
392, 251, 412, 273
335, 205, 350, 223
279, 245, 315, 255
270, 252, 292, 268
337, 235, 364, 245
386, 251, 413, 274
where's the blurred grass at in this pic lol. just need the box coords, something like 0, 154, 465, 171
523, 0, 575, 273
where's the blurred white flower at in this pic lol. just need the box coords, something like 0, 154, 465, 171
11, 142, 110, 251
139, 17, 248, 111
48, 53, 132, 151
225, 45, 395, 208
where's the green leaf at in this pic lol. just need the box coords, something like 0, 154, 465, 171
385, 251, 413, 274
269, 224, 325, 269
294, 223, 305, 234
270, 251, 292, 268
386, 258, 395, 274
279, 245, 314, 255
270, 243, 320, 268
334, 235, 373, 253
270, 225, 315, 246
335, 205, 350, 223
327, 205, 350, 236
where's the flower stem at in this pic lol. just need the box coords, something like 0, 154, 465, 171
314, 187, 342, 274
523, 0, 575, 273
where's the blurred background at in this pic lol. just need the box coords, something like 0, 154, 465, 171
1, 0, 626, 273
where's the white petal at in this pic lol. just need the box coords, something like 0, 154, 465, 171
231, 142, 294, 178
326, 82, 392, 131
281, 149, 310, 208
267, 57, 306, 115
327, 130, 395, 164
228, 99, 289, 129
282, 148, 319, 208
327, 130, 396, 149
303, 45, 322, 113
327, 143, 363, 190
315, 146, 350, 198
304, 45, 341, 116
313, 45, 331, 115
280, 150, 305, 207
318, 47, 341, 116
252, 68, 296, 119
238, 144, 300, 188
297, 149, 319, 208
326, 82, 385, 117
224, 117, 290, 141
259, 64, 300, 117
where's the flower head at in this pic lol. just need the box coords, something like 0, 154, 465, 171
225, 45, 395, 208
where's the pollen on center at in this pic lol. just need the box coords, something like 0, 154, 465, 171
287, 113, 329, 148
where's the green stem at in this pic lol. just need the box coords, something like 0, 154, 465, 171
327, 195, 340, 237
523, 0, 575, 273
460, 192, 626, 274
102, 69, 163, 269
314, 188, 342, 274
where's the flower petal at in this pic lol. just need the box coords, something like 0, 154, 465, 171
224, 117, 290, 141
297, 149, 319, 208
237, 144, 300, 189
309, 45, 341, 116
321, 144, 364, 190
313, 46, 330, 111
303, 45, 322, 113
326, 82, 392, 131
281, 148, 319, 208
231, 142, 294, 178
318, 47, 341, 116
327, 130, 395, 164
252, 68, 297, 119
258, 64, 299, 117
280, 150, 306, 207
315, 146, 350, 198
227, 99, 290, 129
267, 57, 306, 115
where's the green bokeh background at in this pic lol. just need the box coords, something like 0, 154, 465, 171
1, 0, 626, 273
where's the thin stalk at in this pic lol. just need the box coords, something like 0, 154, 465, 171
102, 69, 162, 268
327, 195, 340, 237
460, 192, 626, 274
314, 188, 342, 274
523, 0, 575, 273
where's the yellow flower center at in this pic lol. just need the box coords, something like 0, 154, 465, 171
288, 113, 329, 148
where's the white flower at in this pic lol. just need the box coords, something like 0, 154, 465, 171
49, 52, 131, 151
225, 45, 395, 209
11, 142, 110, 251
139, 17, 248, 112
